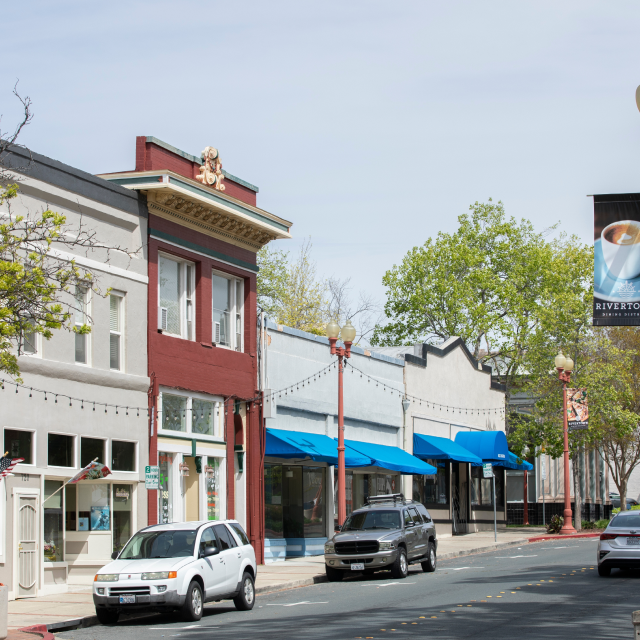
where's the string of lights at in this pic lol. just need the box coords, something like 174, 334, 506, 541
0, 378, 148, 416
343, 360, 506, 417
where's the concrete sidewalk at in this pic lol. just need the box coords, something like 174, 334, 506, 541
7, 527, 545, 635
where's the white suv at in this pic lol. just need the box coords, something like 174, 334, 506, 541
93, 520, 257, 625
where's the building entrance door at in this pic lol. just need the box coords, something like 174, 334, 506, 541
452, 464, 468, 536
15, 492, 39, 598
184, 457, 200, 521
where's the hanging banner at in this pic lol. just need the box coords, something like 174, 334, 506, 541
593, 193, 640, 326
567, 388, 588, 430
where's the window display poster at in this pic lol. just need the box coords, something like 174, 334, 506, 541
91, 506, 110, 531
78, 517, 89, 531
593, 193, 640, 325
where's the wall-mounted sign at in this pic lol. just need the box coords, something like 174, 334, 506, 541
145, 465, 159, 490
115, 488, 130, 500
482, 463, 493, 478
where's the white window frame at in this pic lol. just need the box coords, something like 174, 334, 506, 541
211, 269, 244, 352
47, 431, 78, 470
74, 286, 91, 366
2, 427, 36, 467
158, 388, 223, 441
80, 435, 108, 468
22, 323, 41, 358
109, 291, 125, 372
158, 253, 196, 341
110, 438, 139, 474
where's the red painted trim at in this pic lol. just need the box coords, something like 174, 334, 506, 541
528, 533, 601, 542
226, 403, 235, 520
18, 624, 56, 640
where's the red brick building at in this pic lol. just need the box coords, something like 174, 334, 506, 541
100, 137, 291, 562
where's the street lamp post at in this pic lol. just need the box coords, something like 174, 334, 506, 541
326, 319, 356, 527
555, 352, 577, 535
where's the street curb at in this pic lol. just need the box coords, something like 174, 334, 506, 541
16, 536, 545, 633
527, 533, 601, 542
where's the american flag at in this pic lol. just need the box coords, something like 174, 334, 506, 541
0, 454, 25, 478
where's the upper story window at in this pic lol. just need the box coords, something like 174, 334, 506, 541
110, 293, 124, 371
212, 271, 243, 351
158, 254, 195, 340
22, 322, 38, 355
74, 286, 89, 364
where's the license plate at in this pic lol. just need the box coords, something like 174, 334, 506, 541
351, 563, 365, 571
626, 537, 640, 545
119, 595, 136, 604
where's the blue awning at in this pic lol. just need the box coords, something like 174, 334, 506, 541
413, 434, 483, 465
494, 451, 534, 471
454, 430, 509, 462
342, 439, 437, 475
266, 428, 371, 467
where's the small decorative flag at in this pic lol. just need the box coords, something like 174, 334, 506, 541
68, 460, 112, 484
0, 454, 25, 478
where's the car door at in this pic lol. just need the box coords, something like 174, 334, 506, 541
408, 507, 426, 557
199, 526, 226, 598
403, 509, 418, 558
213, 524, 241, 593
417, 504, 436, 546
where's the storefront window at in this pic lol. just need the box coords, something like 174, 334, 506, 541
44, 480, 63, 562
113, 484, 133, 554
193, 400, 214, 436
81, 437, 105, 467
334, 469, 355, 518
112, 440, 136, 472
471, 467, 502, 507
162, 393, 187, 432
264, 463, 283, 538
206, 457, 221, 520
414, 461, 449, 506
303, 467, 325, 538
78, 484, 110, 531
159, 452, 174, 524
65, 484, 77, 531
48, 433, 75, 467
4, 429, 32, 464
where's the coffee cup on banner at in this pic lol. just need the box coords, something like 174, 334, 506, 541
601, 219, 640, 280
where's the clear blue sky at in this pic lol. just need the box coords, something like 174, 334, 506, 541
3, 1, 640, 306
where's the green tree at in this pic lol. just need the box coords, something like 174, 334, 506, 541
372, 199, 593, 427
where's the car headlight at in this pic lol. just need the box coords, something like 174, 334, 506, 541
142, 571, 177, 580
94, 574, 119, 582
324, 542, 335, 553
379, 541, 396, 551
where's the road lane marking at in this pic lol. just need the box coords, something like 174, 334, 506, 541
266, 601, 329, 607
451, 567, 485, 570
495, 555, 538, 558
361, 582, 416, 587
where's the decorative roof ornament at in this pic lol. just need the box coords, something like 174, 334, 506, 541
196, 146, 225, 191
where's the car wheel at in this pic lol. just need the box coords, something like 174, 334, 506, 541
598, 565, 611, 577
233, 572, 256, 611
325, 564, 344, 582
96, 608, 119, 625
391, 547, 408, 579
181, 580, 204, 621
421, 542, 437, 573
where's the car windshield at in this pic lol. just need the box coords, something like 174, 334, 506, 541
342, 510, 401, 531
119, 530, 197, 559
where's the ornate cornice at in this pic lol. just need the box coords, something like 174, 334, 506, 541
149, 191, 274, 251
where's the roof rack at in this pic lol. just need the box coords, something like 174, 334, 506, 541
365, 493, 405, 506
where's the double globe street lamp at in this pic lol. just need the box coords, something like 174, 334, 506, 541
325, 319, 357, 527
555, 351, 577, 535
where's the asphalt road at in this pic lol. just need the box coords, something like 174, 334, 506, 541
58, 539, 639, 640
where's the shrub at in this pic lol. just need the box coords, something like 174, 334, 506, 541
547, 514, 563, 534
595, 519, 610, 529
582, 520, 597, 530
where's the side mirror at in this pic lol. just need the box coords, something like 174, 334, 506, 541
202, 546, 220, 558
111, 551, 119, 560
334, 525, 342, 533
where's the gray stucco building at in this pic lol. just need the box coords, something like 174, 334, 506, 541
0, 148, 149, 599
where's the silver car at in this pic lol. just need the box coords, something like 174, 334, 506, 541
597, 511, 640, 576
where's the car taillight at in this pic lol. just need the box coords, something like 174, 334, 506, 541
168, 571, 177, 579
600, 533, 618, 541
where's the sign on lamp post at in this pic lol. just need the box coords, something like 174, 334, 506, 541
483, 463, 497, 542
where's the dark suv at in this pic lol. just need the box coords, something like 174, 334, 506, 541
323, 494, 437, 581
